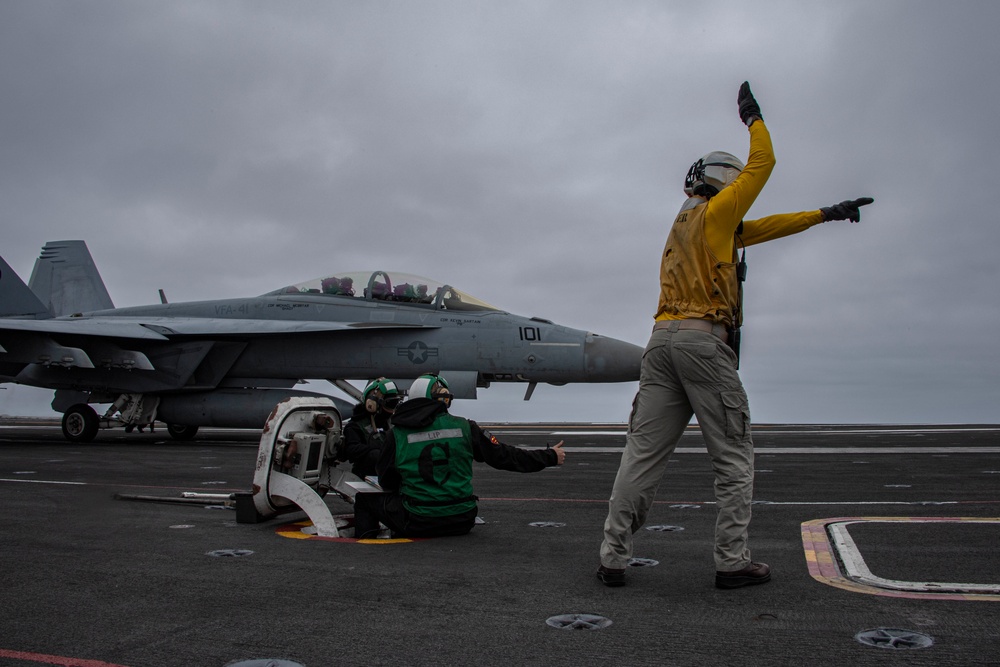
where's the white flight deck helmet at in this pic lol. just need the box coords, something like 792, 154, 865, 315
406, 374, 452, 407
683, 151, 745, 198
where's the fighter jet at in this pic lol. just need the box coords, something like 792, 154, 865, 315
0, 241, 641, 442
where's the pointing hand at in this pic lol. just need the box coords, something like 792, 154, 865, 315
820, 197, 875, 223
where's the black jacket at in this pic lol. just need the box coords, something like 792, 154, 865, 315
341, 402, 392, 478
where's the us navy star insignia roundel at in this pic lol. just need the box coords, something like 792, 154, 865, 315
398, 340, 439, 364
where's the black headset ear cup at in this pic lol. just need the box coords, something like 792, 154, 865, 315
365, 398, 378, 413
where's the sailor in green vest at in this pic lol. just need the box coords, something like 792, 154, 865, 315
352, 373, 566, 539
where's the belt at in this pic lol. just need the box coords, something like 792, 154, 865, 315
653, 318, 729, 344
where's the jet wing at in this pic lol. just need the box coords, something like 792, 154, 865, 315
0, 316, 440, 376
0, 316, 437, 339
141, 318, 437, 336
0, 318, 170, 340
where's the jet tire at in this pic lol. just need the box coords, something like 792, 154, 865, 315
167, 424, 199, 440
62, 404, 99, 443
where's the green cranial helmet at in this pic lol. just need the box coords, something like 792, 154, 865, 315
363, 377, 401, 413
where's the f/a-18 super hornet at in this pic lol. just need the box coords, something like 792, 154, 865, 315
0, 241, 641, 442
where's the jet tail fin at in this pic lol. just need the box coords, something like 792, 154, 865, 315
28, 240, 114, 316
0, 254, 51, 318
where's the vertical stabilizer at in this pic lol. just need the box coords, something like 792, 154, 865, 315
0, 254, 51, 318
28, 240, 114, 316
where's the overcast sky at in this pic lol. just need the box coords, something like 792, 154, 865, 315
2, 1, 999, 425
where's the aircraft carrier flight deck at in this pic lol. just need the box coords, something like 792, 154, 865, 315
1, 421, 999, 666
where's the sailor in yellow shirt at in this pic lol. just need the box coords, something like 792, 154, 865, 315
597, 82, 873, 589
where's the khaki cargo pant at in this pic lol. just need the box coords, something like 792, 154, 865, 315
600, 325, 755, 572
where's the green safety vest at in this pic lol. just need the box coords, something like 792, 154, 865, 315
392, 413, 476, 517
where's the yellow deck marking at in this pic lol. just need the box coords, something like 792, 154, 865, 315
802, 517, 1000, 601
276, 519, 418, 544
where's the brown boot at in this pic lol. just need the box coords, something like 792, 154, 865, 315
715, 562, 771, 589
596, 565, 626, 587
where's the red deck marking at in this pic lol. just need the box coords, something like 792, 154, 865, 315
0, 648, 132, 667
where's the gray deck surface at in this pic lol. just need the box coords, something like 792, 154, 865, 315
1, 422, 999, 666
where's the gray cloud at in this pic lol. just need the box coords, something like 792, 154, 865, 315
2, 1, 999, 423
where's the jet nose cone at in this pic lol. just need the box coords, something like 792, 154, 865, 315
584, 333, 643, 382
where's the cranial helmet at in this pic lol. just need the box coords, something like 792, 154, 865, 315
407, 374, 451, 404
363, 377, 401, 414
683, 151, 745, 198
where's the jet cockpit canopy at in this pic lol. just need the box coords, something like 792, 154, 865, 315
264, 270, 501, 312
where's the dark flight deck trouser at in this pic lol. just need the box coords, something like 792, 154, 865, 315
353, 491, 476, 539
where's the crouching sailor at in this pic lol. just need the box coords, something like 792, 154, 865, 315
353, 374, 565, 539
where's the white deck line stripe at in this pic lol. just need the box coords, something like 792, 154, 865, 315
556, 447, 1000, 454
535, 428, 1000, 436
0, 478, 86, 485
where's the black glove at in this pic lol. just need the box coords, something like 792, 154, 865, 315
738, 81, 762, 126
820, 197, 875, 223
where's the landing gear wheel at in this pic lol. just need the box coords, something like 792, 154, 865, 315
62, 404, 99, 443
167, 424, 199, 440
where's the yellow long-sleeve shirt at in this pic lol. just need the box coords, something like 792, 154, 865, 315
656, 120, 825, 324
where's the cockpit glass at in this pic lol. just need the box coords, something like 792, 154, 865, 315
263, 271, 500, 311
